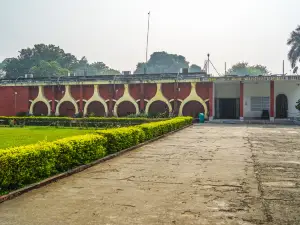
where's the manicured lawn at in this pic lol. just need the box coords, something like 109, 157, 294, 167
0, 126, 96, 149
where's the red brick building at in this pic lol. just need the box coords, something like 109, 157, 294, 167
1, 73, 297, 121
0, 73, 213, 118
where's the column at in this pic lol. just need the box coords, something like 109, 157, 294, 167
240, 81, 244, 121
108, 84, 114, 117
209, 82, 214, 120
140, 83, 145, 113
51, 86, 55, 115
79, 85, 83, 113
173, 83, 178, 115
270, 80, 275, 121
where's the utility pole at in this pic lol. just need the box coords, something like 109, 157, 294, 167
282, 60, 285, 75
145, 11, 150, 74
225, 62, 227, 76
207, 53, 210, 75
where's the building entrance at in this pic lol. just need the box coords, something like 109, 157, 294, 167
215, 98, 239, 119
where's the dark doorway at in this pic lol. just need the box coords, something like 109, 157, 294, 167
276, 94, 288, 118
148, 101, 169, 117
117, 101, 136, 117
216, 98, 238, 119
59, 101, 75, 117
87, 101, 106, 117
182, 101, 204, 118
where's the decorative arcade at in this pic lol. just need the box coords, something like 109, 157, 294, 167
0, 73, 299, 120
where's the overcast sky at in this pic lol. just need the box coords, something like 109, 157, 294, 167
0, 0, 299, 74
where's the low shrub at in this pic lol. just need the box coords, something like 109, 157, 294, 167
0, 116, 165, 127
97, 117, 192, 153
138, 117, 193, 140
15, 111, 28, 117
0, 116, 192, 194
96, 127, 145, 154
0, 134, 107, 192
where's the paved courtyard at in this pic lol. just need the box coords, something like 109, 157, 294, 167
1, 124, 300, 225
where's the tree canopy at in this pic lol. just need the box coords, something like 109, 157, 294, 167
0, 61, 6, 78
134, 51, 201, 74
287, 25, 300, 74
2, 44, 120, 78
189, 64, 202, 73
227, 62, 269, 76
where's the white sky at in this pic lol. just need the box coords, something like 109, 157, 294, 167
0, 0, 299, 74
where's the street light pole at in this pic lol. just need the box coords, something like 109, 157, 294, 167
145, 11, 150, 74
14, 76, 23, 115
14, 92, 17, 115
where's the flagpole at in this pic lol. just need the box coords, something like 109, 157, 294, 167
145, 11, 150, 74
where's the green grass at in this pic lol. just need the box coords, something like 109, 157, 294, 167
0, 126, 97, 149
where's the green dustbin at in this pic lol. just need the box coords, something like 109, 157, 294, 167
199, 113, 205, 123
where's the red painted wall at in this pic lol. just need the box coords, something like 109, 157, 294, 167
54, 86, 65, 101
0, 87, 29, 116
29, 86, 39, 100
82, 85, 94, 100
99, 84, 111, 100
129, 84, 140, 100
44, 86, 54, 100
70, 85, 81, 100
0, 82, 210, 116
144, 84, 156, 100
196, 83, 210, 100
178, 83, 191, 100
114, 84, 124, 100
161, 83, 175, 100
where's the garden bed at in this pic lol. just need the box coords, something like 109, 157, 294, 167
0, 117, 192, 195
0, 116, 166, 127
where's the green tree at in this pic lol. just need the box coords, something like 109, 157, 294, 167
134, 51, 189, 74
91, 61, 108, 71
189, 64, 202, 72
287, 25, 300, 72
227, 62, 269, 76
74, 59, 120, 76
0, 60, 6, 78
3, 44, 78, 78
3, 44, 120, 78
29, 60, 69, 77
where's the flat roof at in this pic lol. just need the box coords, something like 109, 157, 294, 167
0, 73, 299, 86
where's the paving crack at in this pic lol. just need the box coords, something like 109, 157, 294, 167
245, 135, 273, 223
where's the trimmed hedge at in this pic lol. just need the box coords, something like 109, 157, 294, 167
138, 117, 193, 140
96, 127, 145, 154
96, 117, 193, 153
0, 117, 192, 193
0, 116, 165, 127
0, 135, 107, 191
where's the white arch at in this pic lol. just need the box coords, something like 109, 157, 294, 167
145, 83, 172, 114
179, 82, 208, 117
169, 99, 183, 103
83, 85, 108, 116
29, 86, 51, 116
76, 99, 87, 103
55, 85, 79, 116
113, 84, 139, 117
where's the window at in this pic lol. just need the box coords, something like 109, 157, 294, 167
251, 97, 269, 111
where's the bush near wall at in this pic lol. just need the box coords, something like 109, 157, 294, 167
0, 135, 107, 192
0, 117, 192, 193
0, 116, 165, 127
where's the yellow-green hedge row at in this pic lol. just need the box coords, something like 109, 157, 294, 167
0, 117, 192, 193
96, 117, 192, 154
0, 135, 107, 191
0, 116, 165, 127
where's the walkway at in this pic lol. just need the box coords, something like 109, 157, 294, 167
1, 124, 300, 225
